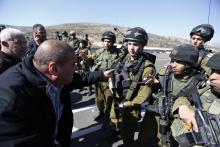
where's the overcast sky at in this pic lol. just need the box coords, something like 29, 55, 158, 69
0, 0, 219, 43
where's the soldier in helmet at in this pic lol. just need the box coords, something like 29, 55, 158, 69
84, 33, 92, 49
138, 44, 207, 147
108, 27, 156, 146
190, 24, 215, 76
61, 30, 69, 44
170, 52, 220, 146
75, 39, 93, 95
54, 31, 62, 40
68, 30, 79, 50
91, 31, 122, 121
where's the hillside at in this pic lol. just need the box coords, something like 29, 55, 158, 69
5, 23, 220, 50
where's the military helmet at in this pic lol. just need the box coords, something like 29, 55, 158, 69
190, 24, 214, 41
69, 30, 76, 36
101, 31, 116, 43
207, 52, 220, 70
124, 27, 148, 46
62, 30, 68, 35
169, 44, 199, 66
79, 39, 86, 44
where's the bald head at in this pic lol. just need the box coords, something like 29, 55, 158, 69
33, 40, 75, 66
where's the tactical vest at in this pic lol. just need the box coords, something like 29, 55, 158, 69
199, 87, 220, 115
158, 67, 205, 103
114, 55, 154, 101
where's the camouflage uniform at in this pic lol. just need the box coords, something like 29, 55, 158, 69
171, 86, 220, 138
61, 31, 69, 44
112, 53, 155, 147
75, 40, 93, 94
197, 47, 213, 76
109, 27, 156, 147
171, 52, 220, 146
139, 44, 203, 147
190, 24, 215, 77
91, 45, 122, 117
75, 46, 92, 71
84, 34, 92, 49
68, 31, 79, 50
54, 31, 62, 40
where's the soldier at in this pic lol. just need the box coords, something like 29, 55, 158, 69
171, 52, 220, 146
54, 31, 62, 40
75, 39, 93, 95
109, 27, 156, 147
84, 33, 92, 49
91, 31, 122, 121
0, 28, 27, 74
139, 44, 206, 147
26, 24, 47, 56
190, 24, 215, 76
61, 30, 69, 44
68, 30, 79, 50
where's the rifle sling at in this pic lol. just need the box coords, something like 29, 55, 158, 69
125, 59, 153, 101
175, 73, 204, 101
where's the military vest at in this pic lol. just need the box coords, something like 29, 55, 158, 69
114, 54, 154, 100
198, 47, 213, 77
158, 67, 205, 101
199, 87, 220, 115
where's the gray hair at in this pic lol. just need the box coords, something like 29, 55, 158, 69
0, 28, 25, 41
33, 40, 75, 66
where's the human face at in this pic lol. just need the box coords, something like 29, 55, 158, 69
209, 69, 220, 94
170, 59, 186, 75
190, 34, 205, 48
34, 27, 46, 44
56, 55, 77, 85
8, 34, 27, 58
103, 39, 113, 49
127, 41, 143, 58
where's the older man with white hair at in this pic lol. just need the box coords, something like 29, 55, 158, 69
0, 28, 27, 74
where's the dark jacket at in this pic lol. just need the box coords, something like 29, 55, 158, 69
0, 51, 21, 74
26, 39, 38, 56
0, 56, 105, 147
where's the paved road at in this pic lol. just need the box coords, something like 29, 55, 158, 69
70, 52, 170, 147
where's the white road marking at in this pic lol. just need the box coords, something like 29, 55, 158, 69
72, 105, 96, 113
71, 105, 146, 139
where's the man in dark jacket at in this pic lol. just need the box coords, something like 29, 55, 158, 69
25, 24, 47, 56
0, 28, 27, 74
0, 40, 112, 147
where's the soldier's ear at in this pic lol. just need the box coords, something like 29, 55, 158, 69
1, 41, 9, 48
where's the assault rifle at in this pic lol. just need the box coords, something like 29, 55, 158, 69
146, 66, 174, 145
175, 84, 220, 147
113, 27, 125, 37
